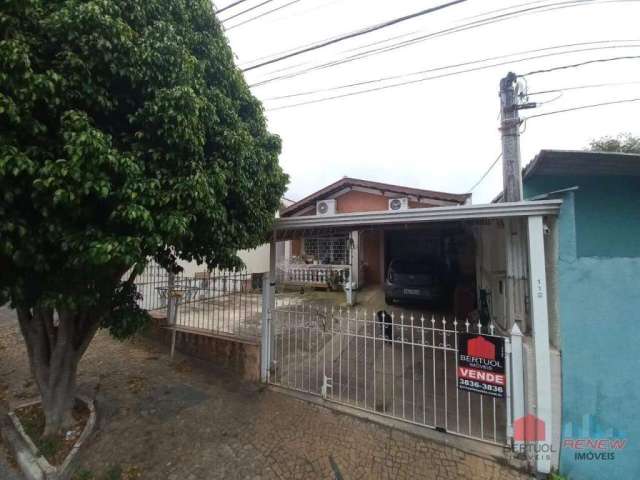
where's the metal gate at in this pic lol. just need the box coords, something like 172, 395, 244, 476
267, 300, 512, 446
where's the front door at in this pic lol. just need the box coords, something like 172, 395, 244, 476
361, 230, 382, 286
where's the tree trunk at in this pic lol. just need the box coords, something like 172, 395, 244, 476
16, 306, 100, 437
40, 352, 79, 436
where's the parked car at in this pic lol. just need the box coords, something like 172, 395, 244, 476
384, 258, 448, 306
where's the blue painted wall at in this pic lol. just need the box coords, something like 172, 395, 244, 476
524, 175, 640, 479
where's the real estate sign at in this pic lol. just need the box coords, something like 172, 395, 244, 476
457, 333, 506, 398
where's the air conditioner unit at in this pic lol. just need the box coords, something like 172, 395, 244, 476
388, 197, 409, 211
316, 199, 337, 216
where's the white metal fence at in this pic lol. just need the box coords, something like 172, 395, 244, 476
133, 262, 264, 340
268, 301, 511, 446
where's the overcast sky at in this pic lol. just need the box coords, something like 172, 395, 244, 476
221, 0, 640, 203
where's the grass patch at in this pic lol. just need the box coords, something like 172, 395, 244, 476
72, 469, 95, 480
15, 400, 89, 466
74, 465, 142, 480
104, 465, 123, 480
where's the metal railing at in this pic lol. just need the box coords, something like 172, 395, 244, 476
268, 300, 510, 446
133, 262, 264, 340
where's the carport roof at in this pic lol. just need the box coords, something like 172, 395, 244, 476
273, 199, 562, 238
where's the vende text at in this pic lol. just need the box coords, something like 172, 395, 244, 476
458, 367, 505, 386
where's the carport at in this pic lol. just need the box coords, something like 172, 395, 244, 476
262, 199, 561, 461
271, 200, 560, 330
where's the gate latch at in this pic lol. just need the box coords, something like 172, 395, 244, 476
321, 375, 333, 399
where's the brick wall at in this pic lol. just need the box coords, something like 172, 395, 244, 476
336, 190, 389, 213
146, 319, 261, 383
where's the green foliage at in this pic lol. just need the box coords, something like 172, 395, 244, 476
72, 470, 95, 480
326, 271, 342, 292
37, 434, 64, 460
0, 0, 288, 334
550, 473, 568, 480
103, 465, 123, 480
588, 133, 640, 154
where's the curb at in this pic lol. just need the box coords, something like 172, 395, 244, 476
1, 395, 96, 480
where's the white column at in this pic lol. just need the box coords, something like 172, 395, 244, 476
284, 240, 291, 282
350, 230, 359, 289
527, 215, 552, 475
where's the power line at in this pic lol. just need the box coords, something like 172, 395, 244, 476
221, 0, 277, 22
520, 55, 640, 75
247, 29, 420, 78
527, 79, 640, 95
262, 41, 640, 101
254, 0, 640, 86
243, 0, 568, 69
249, 0, 640, 86
217, 0, 252, 14
241, 0, 468, 72
265, 53, 640, 111
467, 97, 640, 194
249, 0, 604, 85
243, 0, 630, 78
226, 0, 303, 30
525, 97, 640, 118
468, 153, 503, 192
463, 0, 562, 20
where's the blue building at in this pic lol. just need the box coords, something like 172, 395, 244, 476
522, 150, 640, 479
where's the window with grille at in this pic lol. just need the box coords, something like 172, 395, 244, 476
303, 236, 350, 265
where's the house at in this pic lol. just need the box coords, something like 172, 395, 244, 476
522, 150, 640, 480
140, 172, 564, 475
278, 177, 471, 291
268, 181, 561, 473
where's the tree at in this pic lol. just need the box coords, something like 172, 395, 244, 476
0, 0, 287, 436
588, 133, 640, 154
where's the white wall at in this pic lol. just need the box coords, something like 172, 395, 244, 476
177, 245, 270, 276
238, 244, 271, 274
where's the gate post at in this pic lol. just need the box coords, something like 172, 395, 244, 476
260, 274, 271, 383
166, 272, 175, 321
260, 238, 277, 383
510, 323, 525, 449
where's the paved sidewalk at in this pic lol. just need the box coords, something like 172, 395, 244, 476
0, 306, 17, 327
0, 314, 528, 480
0, 438, 21, 480
0, 307, 21, 479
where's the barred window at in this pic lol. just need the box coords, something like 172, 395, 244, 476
303, 236, 349, 265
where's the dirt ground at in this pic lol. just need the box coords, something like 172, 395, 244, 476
0, 307, 527, 480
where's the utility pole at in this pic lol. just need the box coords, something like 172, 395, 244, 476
499, 72, 523, 202
499, 72, 535, 334
499, 73, 551, 474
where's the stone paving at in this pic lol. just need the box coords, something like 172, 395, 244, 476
0, 307, 529, 480
0, 436, 21, 480
0, 307, 21, 480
